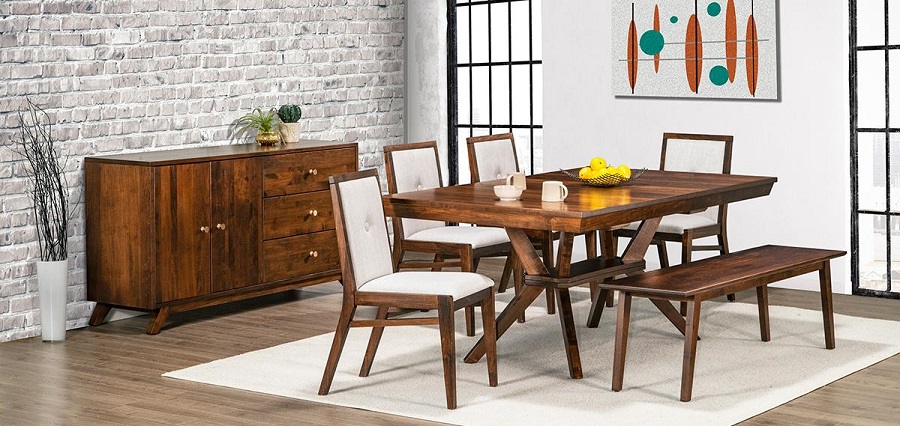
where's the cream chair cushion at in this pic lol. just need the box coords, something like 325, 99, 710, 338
389, 146, 445, 238
359, 271, 494, 300
407, 225, 510, 249
622, 214, 717, 234
473, 139, 518, 181
338, 175, 394, 287
664, 138, 727, 222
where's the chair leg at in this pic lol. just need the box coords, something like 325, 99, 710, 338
392, 247, 404, 272
318, 303, 357, 396
612, 291, 632, 392
514, 258, 526, 323
359, 305, 390, 377
437, 297, 457, 409
497, 255, 514, 293
720, 231, 736, 302
756, 286, 770, 342
681, 298, 702, 402
678, 234, 692, 316
586, 288, 610, 328
481, 291, 498, 387
461, 247, 477, 337
599, 230, 616, 308
586, 231, 598, 301
656, 240, 670, 268
431, 254, 444, 272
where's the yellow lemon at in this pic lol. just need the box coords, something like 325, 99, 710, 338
578, 166, 593, 179
616, 164, 631, 179
589, 157, 607, 171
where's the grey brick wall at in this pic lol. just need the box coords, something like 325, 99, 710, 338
0, 0, 406, 342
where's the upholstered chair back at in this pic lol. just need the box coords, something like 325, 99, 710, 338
384, 142, 446, 238
470, 136, 519, 182
333, 172, 394, 288
661, 133, 733, 222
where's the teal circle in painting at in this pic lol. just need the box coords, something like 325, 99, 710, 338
710, 65, 729, 86
670, 16, 678, 24
707, 2, 722, 17
639, 30, 665, 55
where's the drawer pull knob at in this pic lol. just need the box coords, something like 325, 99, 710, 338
309, 251, 319, 258
309, 209, 318, 217
200, 226, 210, 234
216, 223, 226, 230
308, 168, 318, 176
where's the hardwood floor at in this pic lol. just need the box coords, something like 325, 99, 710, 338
1, 258, 898, 425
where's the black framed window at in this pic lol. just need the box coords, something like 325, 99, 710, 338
851, 0, 900, 298
447, 0, 543, 185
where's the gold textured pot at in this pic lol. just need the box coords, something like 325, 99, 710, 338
255, 131, 280, 146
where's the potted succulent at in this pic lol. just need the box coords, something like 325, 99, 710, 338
13, 99, 70, 342
277, 104, 303, 144
236, 108, 281, 146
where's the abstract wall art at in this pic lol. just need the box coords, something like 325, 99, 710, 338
612, 0, 778, 99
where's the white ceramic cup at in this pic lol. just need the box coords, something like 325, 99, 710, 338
506, 172, 527, 190
541, 181, 568, 202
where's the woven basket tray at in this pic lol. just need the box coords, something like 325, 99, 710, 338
560, 168, 645, 188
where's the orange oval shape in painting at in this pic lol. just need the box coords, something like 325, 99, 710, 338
746, 15, 759, 96
725, 0, 737, 82
685, 14, 702, 94
628, 19, 638, 92
653, 5, 661, 73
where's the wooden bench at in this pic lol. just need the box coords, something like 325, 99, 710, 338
592, 245, 846, 402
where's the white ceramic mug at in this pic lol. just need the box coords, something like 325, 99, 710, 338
506, 172, 526, 190
541, 181, 568, 202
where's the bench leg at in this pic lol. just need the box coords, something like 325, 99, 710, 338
612, 291, 632, 392
819, 261, 836, 350
681, 298, 701, 402
756, 286, 771, 342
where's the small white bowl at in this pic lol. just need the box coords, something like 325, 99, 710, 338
494, 184, 523, 201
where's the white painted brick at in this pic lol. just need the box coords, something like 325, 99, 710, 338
0, 0, 406, 343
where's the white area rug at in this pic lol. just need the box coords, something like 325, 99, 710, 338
164, 291, 900, 425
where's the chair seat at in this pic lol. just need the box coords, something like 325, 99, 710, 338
407, 226, 510, 249
360, 271, 495, 300
623, 214, 717, 234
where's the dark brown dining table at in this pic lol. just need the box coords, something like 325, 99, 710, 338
382, 169, 777, 379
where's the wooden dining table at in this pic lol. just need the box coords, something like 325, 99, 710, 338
382, 169, 777, 379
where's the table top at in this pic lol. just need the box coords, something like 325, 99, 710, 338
383, 170, 776, 233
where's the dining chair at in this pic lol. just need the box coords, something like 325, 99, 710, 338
318, 169, 498, 410
466, 133, 600, 314
613, 132, 735, 304
384, 140, 514, 336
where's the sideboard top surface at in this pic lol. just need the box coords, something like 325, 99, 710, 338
84, 140, 357, 166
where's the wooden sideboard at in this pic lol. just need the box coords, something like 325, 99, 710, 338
85, 140, 358, 334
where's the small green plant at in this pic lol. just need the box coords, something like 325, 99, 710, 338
277, 104, 302, 123
236, 108, 279, 134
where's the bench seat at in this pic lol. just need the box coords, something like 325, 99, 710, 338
594, 245, 845, 402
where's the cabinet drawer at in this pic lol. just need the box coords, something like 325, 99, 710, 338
262, 230, 340, 283
263, 190, 335, 240
263, 147, 357, 196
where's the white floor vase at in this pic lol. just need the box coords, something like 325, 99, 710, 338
37, 259, 68, 342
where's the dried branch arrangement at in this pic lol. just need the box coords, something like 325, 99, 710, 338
15, 99, 69, 261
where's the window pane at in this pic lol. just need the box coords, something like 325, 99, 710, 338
859, 132, 887, 211
511, 1, 531, 62
457, 128, 473, 185
889, 1, 900, 45
532, 0, 543, 60
890, 50, 900, 126
458, 69, 471, 125
532, 127, 544, 173
890, 134, 900, 212
490, 3, 510, 63
492, 65, 511, 125
533, 64, 543, 126
472, 67, 490, 125
512, 128, 533, 174
471, 5, 489, 63
857, 50, 886, 129
858, 0, 885, 46
890, 217, 900, 292
511, 65, 532, 126
457, 6, 470, 63
858, 213, 889, 291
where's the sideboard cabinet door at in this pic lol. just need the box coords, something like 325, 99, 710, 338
210, 158, 262, 293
